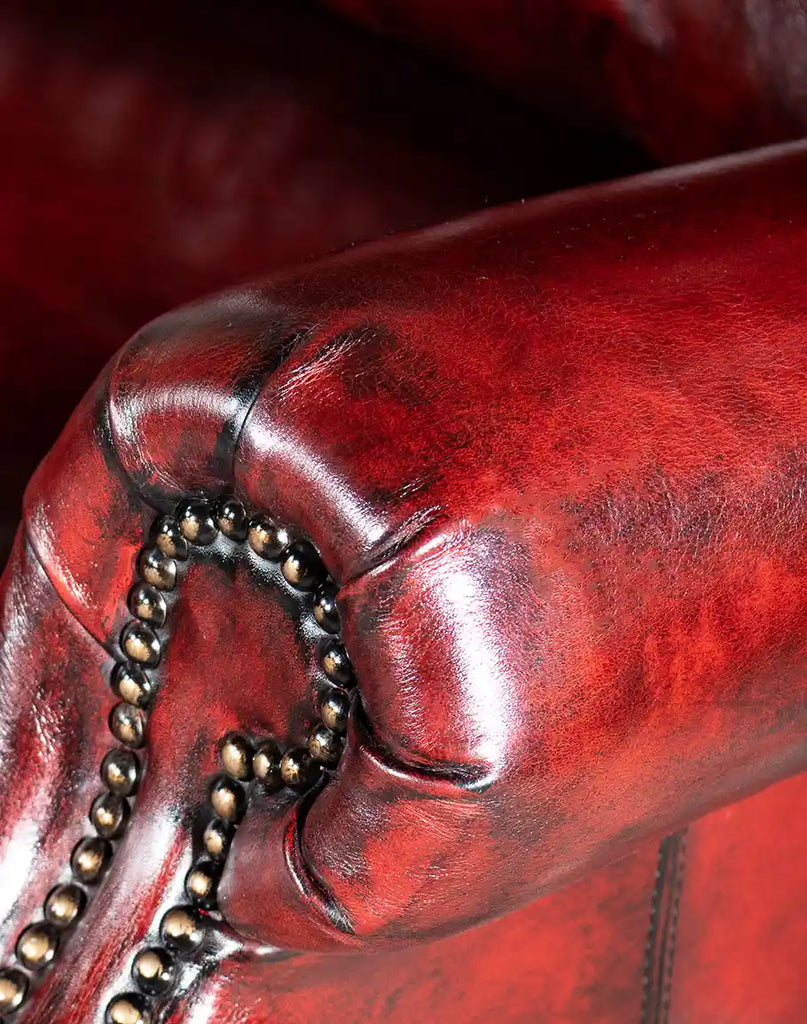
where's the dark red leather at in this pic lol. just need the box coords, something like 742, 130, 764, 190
201, 139, 807, 949
0, 0, 645, 567
198, 773, 807, 1023
672, 769, 807, 1022
172, 838, 663, 1023
322, 0, 807, 163
4, 139, 807, 1022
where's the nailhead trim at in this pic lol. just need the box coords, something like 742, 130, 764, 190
1, 497, 354, 1020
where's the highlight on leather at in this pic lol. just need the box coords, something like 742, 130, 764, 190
0, 495, 354, 1021
4, 139, 807, 1020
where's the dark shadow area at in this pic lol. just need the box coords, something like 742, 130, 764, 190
0, 0, 651, 562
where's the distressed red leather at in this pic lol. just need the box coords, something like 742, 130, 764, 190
1, 0, 643, 566
671, 770, 807, 1022
322, 0, 807, 163
200, 139, 807, 948
4, 138, 807, 1022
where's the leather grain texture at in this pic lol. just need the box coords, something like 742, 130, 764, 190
321, 0, 807, 163
4, 139, 807, 1018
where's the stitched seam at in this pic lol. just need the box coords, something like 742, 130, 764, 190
641, 837, 667, 1023
641, 828, 688, 1024
661, 830, 687, 1024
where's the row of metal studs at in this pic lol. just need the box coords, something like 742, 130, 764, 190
0, 498, 354, 1022
106, 498, 353, 1022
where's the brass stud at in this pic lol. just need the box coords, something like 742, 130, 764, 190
150, 515, 188, 560
138, 547, 177, 591
121, 621, 161, 667
44, 883, 86, 929
106, 993, 151, 1024
132, 946, 176, 996
0, 967, 28, 1013
109, 703, 147, 749
176, 500, 217, 545
281, 541, 322, 590
217, 498, 248, 541
160, 905, 205, 957
185, 860, 220, 909
208, 775, 246, 824
320, 687, 351, 734
101, 748, 140, 796
252, 740, 282, 789
219, 732, 254, 781
90, 792, 130, 839
321, 641, 353, 685
203, 817, 233, 860
128, 583, 167, 628
280, 747, 321, 791
71, 836, 112, 884
248, 515, 292, 559
111, 664, 153, 709
16, 922, 59, 970
307, 723, 343, 765
33, 499, 359, 1009
312, 583, 341, 633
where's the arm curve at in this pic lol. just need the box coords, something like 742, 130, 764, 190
3, 141, 807, 1021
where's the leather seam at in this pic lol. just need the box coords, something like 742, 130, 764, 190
641, 828, 688, 1024
7, 496, 355, 1016
661, 830, 686, 1024
102, 347, 167, 517
229, 327, 311, 485
21, 526, 117, 660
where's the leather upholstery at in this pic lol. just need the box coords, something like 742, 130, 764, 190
1, 0, 644, 567
672, 769, 807, 1022
322, 0, 807, 163
4, 138, 807, 1020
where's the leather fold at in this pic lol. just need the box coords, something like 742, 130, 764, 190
9, 140, 807, 967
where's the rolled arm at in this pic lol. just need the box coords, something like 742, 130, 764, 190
3, 139, 807, 1019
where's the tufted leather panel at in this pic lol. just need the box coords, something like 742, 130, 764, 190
4, 138, 807, 1017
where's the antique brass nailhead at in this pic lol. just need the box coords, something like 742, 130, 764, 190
4, 495, 355, 1021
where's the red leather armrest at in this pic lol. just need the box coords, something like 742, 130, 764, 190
3, 139, 807, 1017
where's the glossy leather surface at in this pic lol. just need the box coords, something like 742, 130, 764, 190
170, 839, 661, 1023
173, 773, 807, 1022
0, 0, 645, 566
322, 0, 807, 162
4, 140, 807, 1022
206, 139, 807, 949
